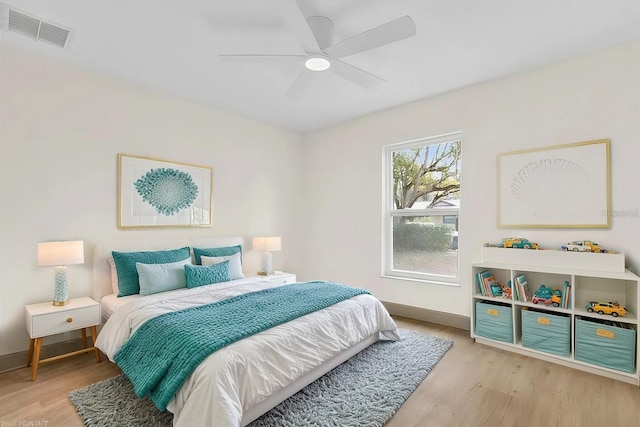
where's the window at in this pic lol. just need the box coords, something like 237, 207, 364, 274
442, 215, 457, 225
382, 132, 462, 284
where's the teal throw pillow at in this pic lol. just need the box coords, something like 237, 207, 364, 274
185, 261, 231, 289
112, 247, 191, 297
193, 245, 242, 265
136, 258, 191, 296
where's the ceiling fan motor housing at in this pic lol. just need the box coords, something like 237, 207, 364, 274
304, 53, 331, 71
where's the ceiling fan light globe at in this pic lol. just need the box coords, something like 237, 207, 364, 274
305, 56, 331, 71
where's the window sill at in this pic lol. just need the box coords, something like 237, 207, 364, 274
380, 274, 460, 287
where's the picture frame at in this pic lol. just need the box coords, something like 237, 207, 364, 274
497, 139, 610, 228
118, 153, 213, 229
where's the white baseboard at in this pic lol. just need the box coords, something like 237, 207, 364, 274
0, 338, 86, 374
382, 301, 470, 331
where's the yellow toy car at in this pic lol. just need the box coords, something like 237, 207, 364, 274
502, 237, 538, 250
562, 240, 604, 253
585, 301, 627, 317
551, 290, 562, 308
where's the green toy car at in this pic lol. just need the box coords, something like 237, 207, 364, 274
532, 285, 553, 306
502, 237, 539, 250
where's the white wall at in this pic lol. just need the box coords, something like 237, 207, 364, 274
0, 45, 303, 356
296, 41, 640, 316
2, 39, 639, 358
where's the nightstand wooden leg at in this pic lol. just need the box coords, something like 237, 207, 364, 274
81, 328, 88, 348
90, 326, 101, 363
27, 338, 34, 367
31, 337, 43, 381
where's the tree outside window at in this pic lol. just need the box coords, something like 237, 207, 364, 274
383, 133, 461, 283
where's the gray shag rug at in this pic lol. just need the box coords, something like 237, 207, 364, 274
69, 329, 453, 427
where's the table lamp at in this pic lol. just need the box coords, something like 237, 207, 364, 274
252, 237, 281, 275
37, 240, 84, 306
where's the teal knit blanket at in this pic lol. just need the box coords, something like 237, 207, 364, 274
114, 280, 370, 410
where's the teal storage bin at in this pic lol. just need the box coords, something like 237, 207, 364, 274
521, 310, 570, 357
575, 319, 636, 373
475, 301, 513, 343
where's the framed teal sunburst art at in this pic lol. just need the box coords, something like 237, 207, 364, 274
118, 153, 213, 228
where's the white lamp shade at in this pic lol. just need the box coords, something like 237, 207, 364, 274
37, 241, 84, 266
252, 237, 282, 252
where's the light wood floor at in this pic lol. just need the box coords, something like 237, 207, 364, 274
1, 317, 640, 426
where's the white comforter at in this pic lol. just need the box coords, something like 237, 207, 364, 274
96, 277, 399, 427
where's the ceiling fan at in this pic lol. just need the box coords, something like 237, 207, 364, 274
219, 1, 416, 95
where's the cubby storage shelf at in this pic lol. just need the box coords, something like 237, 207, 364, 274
472, 253, 640, 385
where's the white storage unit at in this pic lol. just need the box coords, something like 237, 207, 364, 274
471, 247, 640, 385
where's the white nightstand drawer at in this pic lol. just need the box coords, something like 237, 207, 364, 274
26, 297, 101, 338
262, 273, 297, 285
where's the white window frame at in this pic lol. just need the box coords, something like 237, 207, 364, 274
382, 131, 462, 285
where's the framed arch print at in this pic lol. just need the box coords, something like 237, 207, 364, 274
498, 139, 610, 228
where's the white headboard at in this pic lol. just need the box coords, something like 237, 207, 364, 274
92, 236, 245, 302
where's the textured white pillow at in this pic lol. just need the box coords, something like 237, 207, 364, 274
136, 258, 192, 296
108, 257, 119, 295
201, 252, 244, 280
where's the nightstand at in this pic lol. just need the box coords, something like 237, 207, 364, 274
260, 272, 297, 285
25, 296, 101, 381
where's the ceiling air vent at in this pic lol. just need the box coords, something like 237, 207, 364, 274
1, 4, 74, 48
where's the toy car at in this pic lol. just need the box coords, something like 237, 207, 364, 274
502, 237, 539, 250
489, 281, 503, 297
551, 289, 562, 307
532, 285, 553, 306
561, 240, 604, 253
585, 301, 627, 317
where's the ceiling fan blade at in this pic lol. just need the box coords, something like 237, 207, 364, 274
324, 15, 416, 59
331, 59, 386, 88
277, 0, 321, 53
218, 54, 305, 62
286, 67, 315, 98
306, 16, 334, 50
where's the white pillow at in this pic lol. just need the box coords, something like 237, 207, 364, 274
136, 258, 192, 296
201, 252, 244, 280
108, 257, 119, 295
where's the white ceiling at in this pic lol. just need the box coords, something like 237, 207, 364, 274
2, 0, 640, 132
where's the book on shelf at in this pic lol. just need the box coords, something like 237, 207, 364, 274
562, 281, 571, 308
515, 274, 530, 302
477, 269, 498, 297
476, 270, 488, 296
509, 279, 518, 301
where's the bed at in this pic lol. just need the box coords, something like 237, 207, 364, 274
92, 237, 399, 427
